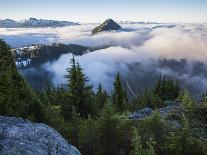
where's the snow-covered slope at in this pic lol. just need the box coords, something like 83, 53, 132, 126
0, 18, 79, 28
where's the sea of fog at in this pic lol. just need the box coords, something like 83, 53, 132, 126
1, 22, 207, 98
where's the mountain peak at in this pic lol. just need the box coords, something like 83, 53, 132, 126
29, 17, 38, 20
92, 19, 121, 34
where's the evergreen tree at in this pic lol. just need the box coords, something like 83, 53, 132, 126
180, 90, 195, 109
164, 114, 207, 155
113, 72, 126, 112
61, 56, 95, 120
0, 39, 45, 122
154, 75, 180, 101
96, 83, 108, 110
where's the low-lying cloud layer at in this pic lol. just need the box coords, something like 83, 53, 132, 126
1, 22, 207, 99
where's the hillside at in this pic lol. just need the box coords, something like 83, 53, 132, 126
12, 43, 89, 68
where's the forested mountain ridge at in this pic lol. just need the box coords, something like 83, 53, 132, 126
12, 43, 89, 68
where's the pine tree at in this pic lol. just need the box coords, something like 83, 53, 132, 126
154, 75, 180, 101
173, 80, 180, 99
62, 56, 95, 120
155, 75, 162, 97
0, 39, 45, 122
96, 83, 108, 109
180, 90, 195, 109
113, 72, 126, 112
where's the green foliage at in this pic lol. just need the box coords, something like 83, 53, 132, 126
61, 56, 96, 120
67, 106, 82, 146
130, 127, 156, 155
130, 127, 144, 155
154, 75, 180, 101
164, 114, 207, 155
179, 90, 195, 109
0, 39, 46, 122
97, 102, 133, 155
135, 89, 163, 109
96, 83, 109, 110
78, 116, 100, 155
113, 72, 128, 112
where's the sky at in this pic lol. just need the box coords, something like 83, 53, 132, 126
0, 0, 207, 23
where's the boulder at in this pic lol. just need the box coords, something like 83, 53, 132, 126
129, 102, 183, 120
0, 116, 81, 155
129, 108, 153, 120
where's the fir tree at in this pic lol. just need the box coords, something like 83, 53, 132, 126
96, 83, 108, 109
61, 56, 95, 119
113, 72, 126, 112
0, 39, 45, 122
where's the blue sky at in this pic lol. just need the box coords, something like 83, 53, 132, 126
0, 0, 206, 23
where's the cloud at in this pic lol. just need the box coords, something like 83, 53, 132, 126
4, 22, 207, 98
0, 23, 158, 48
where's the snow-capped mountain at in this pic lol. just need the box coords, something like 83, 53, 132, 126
0, 18, 79, 28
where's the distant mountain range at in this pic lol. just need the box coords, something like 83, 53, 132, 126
0, 18, 79, 28
118, 21, 161, 24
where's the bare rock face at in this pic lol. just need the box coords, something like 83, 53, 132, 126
92, 19, 121, 34
0, 116, 81, 155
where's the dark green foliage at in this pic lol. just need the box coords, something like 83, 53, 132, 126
113, 72, 128, 112
164, 115, 207, 155
133, 76, 180, 110
96, 83, 109, 109
0, 39, 46, 122
61, 56, 96, 120
179, 90, 195, 109
77, 102, 134, 155
154, 75, 180, 101
78, 116, 100, 155
134, 89, 163, 109
130, 127, 156, 155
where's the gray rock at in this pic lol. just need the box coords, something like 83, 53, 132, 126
159, 102, 182, 118
129, 108, 153, 120
129, 102, 183, 120
0, 116, 81, 155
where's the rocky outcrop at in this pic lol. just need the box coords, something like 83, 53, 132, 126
0, 116, 81, 155
92, 19, 121, 34
129, 108, 153, 119
129, 101, 183, 120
